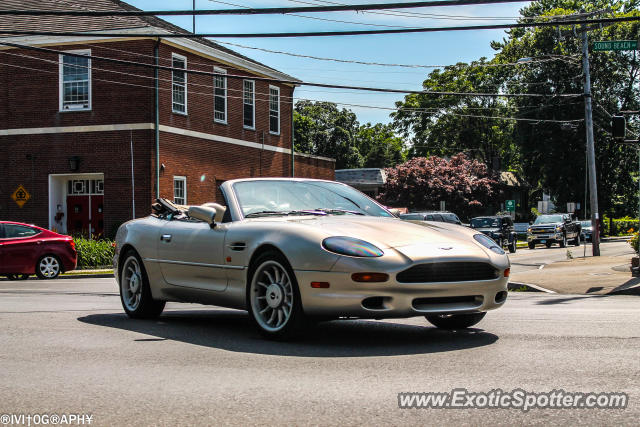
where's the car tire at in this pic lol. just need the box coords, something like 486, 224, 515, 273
574, 234, 581, 246
508, 239, 516, 253
425, 312, 487, 329
559, 234, 567, 248
119, 250, 165, 319
528, 242, 535, 250
35, 255, 62, 279
545, 241, 553, 248
247, 250, 309, 340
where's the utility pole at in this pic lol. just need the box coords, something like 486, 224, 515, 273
193, 0, 196, 34
581, 25, 601, 256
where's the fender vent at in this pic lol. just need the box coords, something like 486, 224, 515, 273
397, 262, 498, 283
229, 242, 246, 251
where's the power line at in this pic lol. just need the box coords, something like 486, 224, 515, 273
0, 1, 534, 17
2, 15, 636, 38
0, 51, 587, 125
0, 41, 581, 98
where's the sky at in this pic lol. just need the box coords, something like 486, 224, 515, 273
126, 0, 532, 125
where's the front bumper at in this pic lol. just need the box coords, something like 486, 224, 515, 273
527, 232, 563, 244
295, 270, 509, 318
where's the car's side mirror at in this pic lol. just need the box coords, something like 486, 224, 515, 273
529, 221, 533, 225
188, 204, 226, 227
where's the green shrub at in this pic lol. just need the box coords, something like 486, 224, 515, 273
74, 237, 115, 269
602, 216, 639, 236
630, 232, 639, 253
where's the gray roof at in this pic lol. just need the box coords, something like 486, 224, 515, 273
335, 168, 387, 187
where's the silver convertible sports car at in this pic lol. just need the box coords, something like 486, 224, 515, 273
114, 178, 510, 339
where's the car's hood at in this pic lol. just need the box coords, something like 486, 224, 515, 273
280, 215, 479, 249
531, 222, 561, 227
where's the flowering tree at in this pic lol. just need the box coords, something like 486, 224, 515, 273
377, 154, 498, 220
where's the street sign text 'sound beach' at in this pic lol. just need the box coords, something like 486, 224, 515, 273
593, 40, 638, 51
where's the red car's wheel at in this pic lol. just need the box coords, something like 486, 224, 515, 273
36, 255, 62, 280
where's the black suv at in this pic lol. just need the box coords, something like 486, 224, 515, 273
470, 216, 517, 253
399, 211, 462, 225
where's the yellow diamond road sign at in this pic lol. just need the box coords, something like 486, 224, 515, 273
11, 185, 30, 208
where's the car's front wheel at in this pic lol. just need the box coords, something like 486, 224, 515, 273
119, 250, 165, 319
247, 251, 308, 340
508, 239, 516, 253
36, 255, 61, 279
6, 274, 29, 281
559, 233, 567, 248
425, 312, 486, 329
528, 242, 535, 250
574, 234, 581, 246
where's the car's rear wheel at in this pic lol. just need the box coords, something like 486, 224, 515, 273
119, 250, 165, 319
528, 242, 535, 250
508, 239, 516, 253
36, 255, 61, 279
425, 312, 486, 329
574, 234, 581, 246
247, 251, 308, 340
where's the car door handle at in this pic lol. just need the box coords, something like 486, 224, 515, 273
161, 234, 172, 242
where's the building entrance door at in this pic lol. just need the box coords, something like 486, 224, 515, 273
65, 179, 104, 238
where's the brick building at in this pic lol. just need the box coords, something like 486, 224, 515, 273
0, 0, 335, 238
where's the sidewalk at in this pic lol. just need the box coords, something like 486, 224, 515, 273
510, 255, 640, 295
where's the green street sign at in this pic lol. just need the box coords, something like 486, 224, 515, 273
593, 40, 638, 51
506, 200, 516, 212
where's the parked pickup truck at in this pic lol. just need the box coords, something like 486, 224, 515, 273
527, 213, 581, 249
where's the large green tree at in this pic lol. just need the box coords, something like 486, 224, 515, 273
392, 0, 640, 216
294, 101, 406, 169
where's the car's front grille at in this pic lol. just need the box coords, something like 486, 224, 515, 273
396, 262, 499, 283
531, 228, 554, 234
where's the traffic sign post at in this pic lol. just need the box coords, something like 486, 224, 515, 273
593, 40, 638, 51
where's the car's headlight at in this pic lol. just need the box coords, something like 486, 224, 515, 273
527, 227, 532, 233
322, 236, 384, 257
555, 226, 562, 232
474, 233, 505, 255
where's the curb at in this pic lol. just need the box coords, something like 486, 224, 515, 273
508, 281, 556, 293
61, 271, 114, 279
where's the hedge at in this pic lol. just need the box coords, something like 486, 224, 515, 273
602, 216, 639, 236
74, 237, 115, 269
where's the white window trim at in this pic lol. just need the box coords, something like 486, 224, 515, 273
269, 85, 280, 135
59, 49, 92, 112
173, 176, 187, 205
171, 53, 188, 115
243, 79, 255, 131
213, 67, 227, 125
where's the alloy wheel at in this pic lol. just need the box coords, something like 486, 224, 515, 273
38, 256, 60, 279
250, 260, 294, 332
121, 256, 143, 311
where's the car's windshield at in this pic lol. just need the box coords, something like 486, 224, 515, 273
471, 218, 500, 228
233, 180, 394, 218
534, 215, 564, 224
580, 220, 592, 228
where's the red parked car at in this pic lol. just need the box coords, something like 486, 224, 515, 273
0, 221, 77, 280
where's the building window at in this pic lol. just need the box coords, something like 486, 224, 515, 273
269, 85, 280, 135
59, 50, 91, 111
172, 54, 187, 114
214, 67, 227, 123
243, 80, 255, 129
173, 176, 187, 205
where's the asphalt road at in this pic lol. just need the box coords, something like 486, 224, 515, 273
509, 240, 633, 273
0, 277, 638, 425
